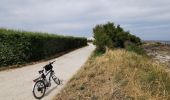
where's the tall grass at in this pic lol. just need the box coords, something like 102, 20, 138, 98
0, 28, 87, 67
54, 49, 170, 100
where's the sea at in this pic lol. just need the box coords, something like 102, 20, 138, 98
159, 41, 170, 44
144, 40, 170, 44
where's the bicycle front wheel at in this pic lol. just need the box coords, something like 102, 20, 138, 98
52, 74, 60, 85
32, 80, 46, 99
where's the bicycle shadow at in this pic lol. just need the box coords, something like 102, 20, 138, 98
44, 85, 58, 96
43, 80, 64, 98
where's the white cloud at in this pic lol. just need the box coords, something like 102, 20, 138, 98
0, 0, 170, 40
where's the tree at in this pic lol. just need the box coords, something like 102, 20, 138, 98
93, 25, 112, 51
93, 22, 141, 52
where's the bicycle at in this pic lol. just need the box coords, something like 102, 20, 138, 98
32, 61, 61, 99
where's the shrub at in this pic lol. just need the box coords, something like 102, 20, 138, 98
0, 28, 87, 67
92, 49, 105, 57
93, 24, 113, 52
93, 22, 141, 51
126, 44, 146, 55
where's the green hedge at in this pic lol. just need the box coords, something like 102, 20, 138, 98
0, 28, 87, 67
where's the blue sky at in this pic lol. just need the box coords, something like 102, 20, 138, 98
0, 0, 170, 40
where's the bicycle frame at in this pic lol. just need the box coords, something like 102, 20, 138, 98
44, 70, 54, 81
33, 69, 54, 84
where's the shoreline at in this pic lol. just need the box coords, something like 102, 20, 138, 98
143, 41, 170, 68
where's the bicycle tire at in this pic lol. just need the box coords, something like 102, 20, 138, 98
32, 80, 46, 99
52, 74, 60, 85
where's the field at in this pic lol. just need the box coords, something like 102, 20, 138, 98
54, 49, 170, 100
0, 28, 87, 67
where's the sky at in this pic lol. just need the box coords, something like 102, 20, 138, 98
0, 0, 170, 40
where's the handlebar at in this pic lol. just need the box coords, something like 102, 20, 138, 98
39, 61, 55, 74
49, 60, 55, 65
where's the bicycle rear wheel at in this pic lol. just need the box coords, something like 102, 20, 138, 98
32, 80, 46, 99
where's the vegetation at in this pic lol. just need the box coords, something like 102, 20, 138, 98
143, 41, 170, 67
92, 49, 105, 57
126, 44, 146, 55
53, 22, 170, 100
54, 50, 170, 100
0, 28, 87, 67
93, 22, 141, 52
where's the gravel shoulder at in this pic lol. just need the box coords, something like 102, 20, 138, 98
0, 44, 95, 100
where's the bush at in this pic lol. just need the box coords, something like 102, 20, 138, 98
93, 24, 113, 52
126, 44, 146, 55
92, 49, 105, 57
93, 22, 141, 51
0, 28, 87, 67
94, 34, 111, 52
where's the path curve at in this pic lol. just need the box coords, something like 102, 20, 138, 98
0, 43, 95, 100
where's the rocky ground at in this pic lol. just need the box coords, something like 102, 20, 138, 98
143, 42, 170, 68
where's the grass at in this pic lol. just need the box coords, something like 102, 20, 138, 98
54, 49, 170, 100
92, 49, 105, 57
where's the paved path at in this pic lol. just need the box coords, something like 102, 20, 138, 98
0, 44, 95, 100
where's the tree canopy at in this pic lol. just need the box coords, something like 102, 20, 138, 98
93, 22, 141, 51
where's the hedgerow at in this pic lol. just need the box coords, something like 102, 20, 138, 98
0, 28, 87, 67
